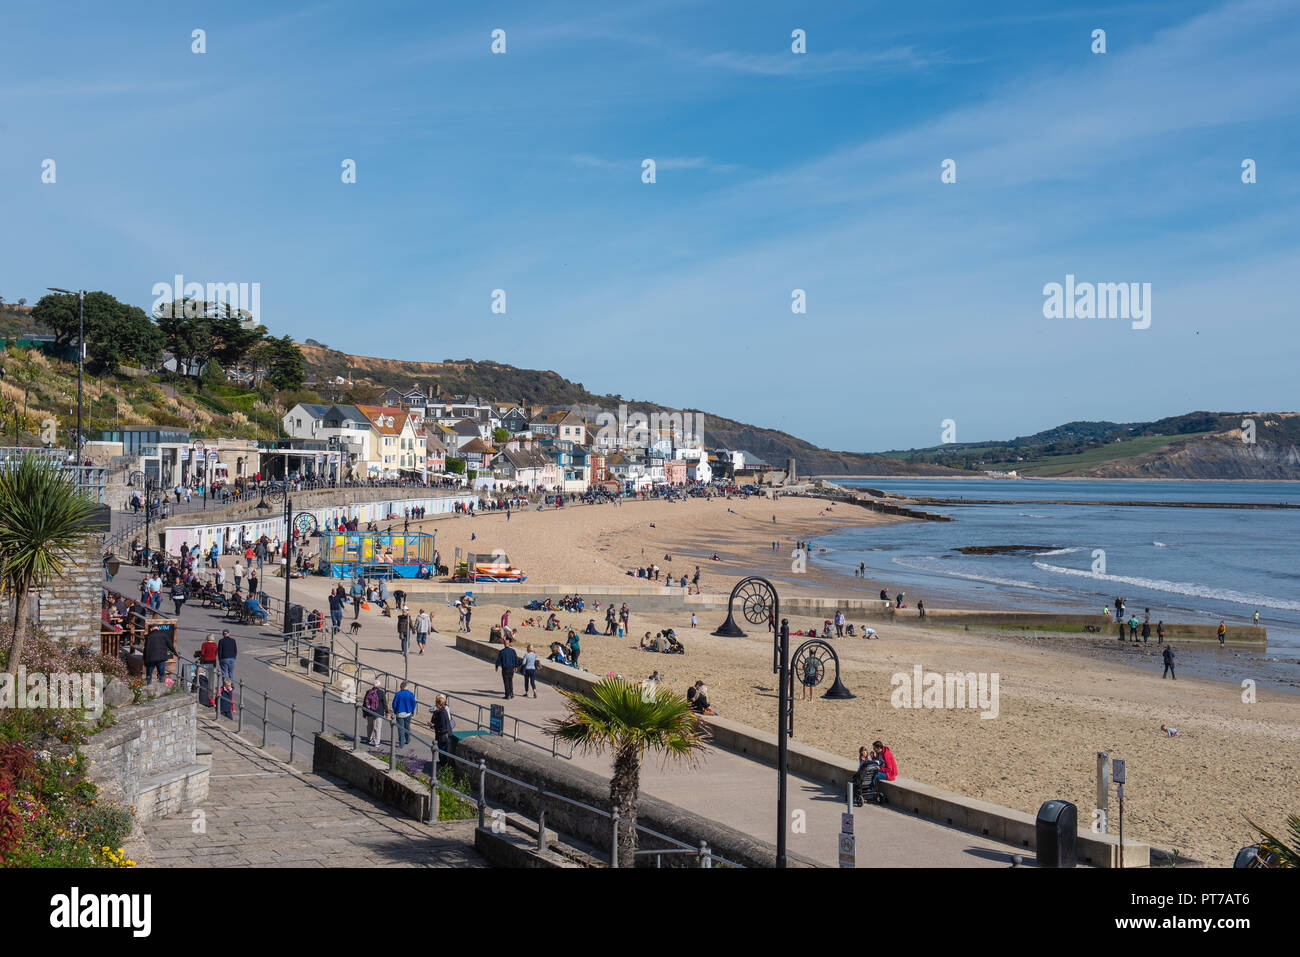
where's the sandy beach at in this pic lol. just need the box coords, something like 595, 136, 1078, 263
325, 493, 1299, 865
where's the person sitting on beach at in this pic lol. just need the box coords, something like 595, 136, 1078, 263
640, 631, 654, 650
647, 670, 662, 682
1160, 724, 1180, 737
852, 747, 883, 806
861, 626, 879, 640
545, 613, 561, 631
585, 619, 599, 635
692, 684, 715, 715
880, 589, 889, 602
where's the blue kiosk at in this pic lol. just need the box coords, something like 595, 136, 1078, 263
321, 530, 435, 579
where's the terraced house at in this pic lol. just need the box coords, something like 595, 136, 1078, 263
357, 405, 423, 479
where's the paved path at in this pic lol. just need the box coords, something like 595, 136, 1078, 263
136, 721, 486, 868
117, 550, 1028, 868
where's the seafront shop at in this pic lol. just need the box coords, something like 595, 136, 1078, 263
159, 492, 477, 558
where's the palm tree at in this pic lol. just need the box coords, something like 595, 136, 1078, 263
1246, 813, 1300, 867
0, 453, 97, 682
546, 677, 707, 867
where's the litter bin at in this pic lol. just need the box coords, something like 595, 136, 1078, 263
312, 644, 331, 676
284, 602, 305, 636
1036, 800, 1078, 868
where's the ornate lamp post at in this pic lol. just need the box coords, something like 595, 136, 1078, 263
192, 439, 206, 509
714, 576, 853, 869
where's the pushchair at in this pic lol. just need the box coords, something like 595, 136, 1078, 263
853, 760, 885, 806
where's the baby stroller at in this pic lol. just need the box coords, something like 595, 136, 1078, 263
662, 630, 685, 655
853, 759, 885, 806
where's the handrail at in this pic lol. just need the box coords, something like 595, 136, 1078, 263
173, 650, 739, 867
277, 630, 573, 759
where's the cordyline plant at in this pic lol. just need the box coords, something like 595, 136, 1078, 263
0, 454, 97, 689
1246, 813, 1300, 868
545, 677, 706, 868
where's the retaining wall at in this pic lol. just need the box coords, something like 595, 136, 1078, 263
83, 692, 209, 822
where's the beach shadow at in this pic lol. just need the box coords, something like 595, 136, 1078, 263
964, 846, 1038, 867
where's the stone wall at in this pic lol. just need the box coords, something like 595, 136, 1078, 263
84, 693, 209, 823
35, 534, 102, 649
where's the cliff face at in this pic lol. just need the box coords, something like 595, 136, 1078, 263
1080, 434, 1300, 479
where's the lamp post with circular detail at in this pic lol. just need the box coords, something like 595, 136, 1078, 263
714, 575, 853, 869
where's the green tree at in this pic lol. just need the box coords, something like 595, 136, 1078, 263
153, 299, 264, 377
31, 291, 161, 374
545, 678, 706, 866
0, 454, 97, 682
252, 336, 305, 392
492, 427, 509, 445
445, 458, 465, 475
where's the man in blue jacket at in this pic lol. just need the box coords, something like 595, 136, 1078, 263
392, 682, 417, 746
217, 629, 238, 680
495, 636, 520, 699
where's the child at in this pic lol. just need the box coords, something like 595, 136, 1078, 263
690, 613, 697, 628
1160, 724, 1179, 737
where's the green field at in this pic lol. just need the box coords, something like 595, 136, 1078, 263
1010, 432, 1213, 476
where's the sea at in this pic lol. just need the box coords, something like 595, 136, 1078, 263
814, 479, 1300, 653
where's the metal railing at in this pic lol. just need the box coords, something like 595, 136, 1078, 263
173, 650, 739, 868
277, 628, 574, 759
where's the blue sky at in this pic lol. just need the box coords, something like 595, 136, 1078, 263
3, 0, 1297, 452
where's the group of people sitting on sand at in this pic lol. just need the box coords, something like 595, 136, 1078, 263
639, 629, 685, 654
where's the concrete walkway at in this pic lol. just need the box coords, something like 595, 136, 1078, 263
135, 720, 486, 868
117, 554, 1026, 867
325, 615, 1028, 868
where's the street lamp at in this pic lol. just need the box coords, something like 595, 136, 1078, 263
192, 440, 207, 510
47, 288, 83, 467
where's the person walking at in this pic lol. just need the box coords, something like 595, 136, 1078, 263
214, 564, 225, 595
392, 682, 416, 747
567, 629, 581, 668
170, 579, 188, 616
414, 608, 431, 654
1162, 644, 1176, 680
247, 570, 259, 598
1157, 620, 1165, 643
217, 629, 238, 680
495, 636, 520, 699
218, 679, 237, 719
521, 643, 539, 698
1253, 609, 1260, 625
429, 694, 456, 758
1217, 620, 1227, 646
350, 577, 364, 620
328, 589, 344, 632
363, 681, 388, 746
396, 607, 410, 656
233, 559, 244, 593
455, 600, 467, 633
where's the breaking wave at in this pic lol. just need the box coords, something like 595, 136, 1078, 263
1031, 562, 1300, 612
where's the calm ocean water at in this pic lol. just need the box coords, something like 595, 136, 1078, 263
818, 480, 1300, 651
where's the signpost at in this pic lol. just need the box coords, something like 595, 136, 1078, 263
489, 704, 504, 736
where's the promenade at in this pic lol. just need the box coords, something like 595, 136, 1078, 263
119, 544, 1033, 868
270, 569, 1030, 868
135, 721, 485, 868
